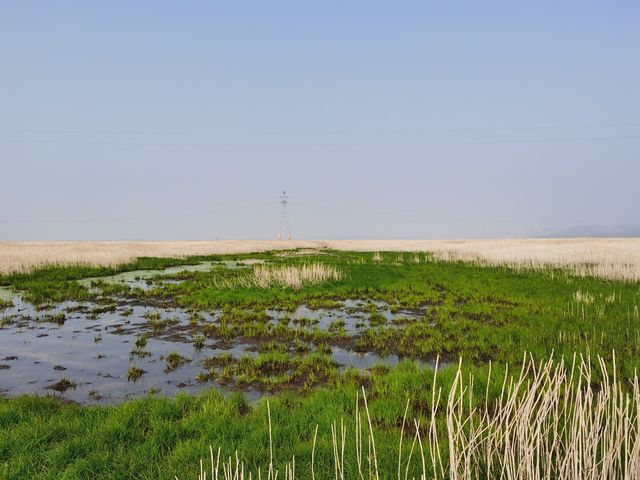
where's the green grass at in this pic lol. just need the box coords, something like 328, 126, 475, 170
0, 256, 206, 304
0, 360, 496, 480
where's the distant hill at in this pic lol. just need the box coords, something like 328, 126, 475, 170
538, 225, 640, 238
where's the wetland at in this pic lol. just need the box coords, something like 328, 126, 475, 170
1, 249, 639, 479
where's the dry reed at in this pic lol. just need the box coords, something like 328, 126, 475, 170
2, 239, 640, 281
329, 239, 640, 281
252, 263, 343, 289
0, 241, 320, 275
184, 353, 640, 480
208, 263, 343, 290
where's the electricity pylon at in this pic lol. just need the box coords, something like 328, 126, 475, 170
278, 190, 291, 240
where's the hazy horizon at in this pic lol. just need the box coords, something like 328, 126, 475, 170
1, 1, 638, 241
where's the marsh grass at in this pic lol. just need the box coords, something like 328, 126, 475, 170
127, 364, 145, 381
0, 298, 13, 310
3, 249, 640, 479
195, 351, 337, 390
185, 353, 640, 480
47, 377, 77, 392
41, 312, 66, 325
4, 249, 640, 392
165, 352, 191, 372
193, 335, 205, 350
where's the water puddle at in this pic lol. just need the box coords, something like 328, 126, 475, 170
0, 297, 265, 404
0, 286, 17, 302
266, 299, 425, 333
332, 347, 429, 371
77, 260, 256, 291
1, 263, 434, 405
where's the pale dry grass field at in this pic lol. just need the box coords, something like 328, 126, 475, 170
1, 238, 639, 281
0, 241, 319, 275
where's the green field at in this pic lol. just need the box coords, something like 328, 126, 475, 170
1, 250, 639, 479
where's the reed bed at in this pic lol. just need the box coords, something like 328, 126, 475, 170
253, 263, 343, 289
2, 239, 640, 281
185, 353, 640, 480
331, 239, 640, 281
209, 263, 343, 290
427, 239, 640, 282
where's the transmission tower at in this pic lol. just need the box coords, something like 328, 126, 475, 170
278, 190, 291, 240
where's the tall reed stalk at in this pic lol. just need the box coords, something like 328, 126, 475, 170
183, 353, 640, 480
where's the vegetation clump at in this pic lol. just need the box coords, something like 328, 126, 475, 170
127, 364, 145, 381
42, 312, 66, 325
0, 298, 13, 310
164, 352, 190, 371
46, 377, 76, 392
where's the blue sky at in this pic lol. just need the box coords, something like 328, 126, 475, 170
1, 1, 638, 240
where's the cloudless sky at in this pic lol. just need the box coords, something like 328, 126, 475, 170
1, 1, 638, 240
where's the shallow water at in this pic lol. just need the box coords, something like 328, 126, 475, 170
0, 262, 432, 404
266, 299, 424, 333
0, 297, 264, 404
77, 260, 253, 291
0, 286, 16, 302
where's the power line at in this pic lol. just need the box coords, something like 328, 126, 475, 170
292, 200, 458, 222
1, 134, 639, 148
0, 129, 189, 136
254, 122, 640, 135
3, 122, 639, 137
0, 202, 278, 224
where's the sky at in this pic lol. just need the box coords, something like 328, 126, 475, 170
1, 1, 638, 241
